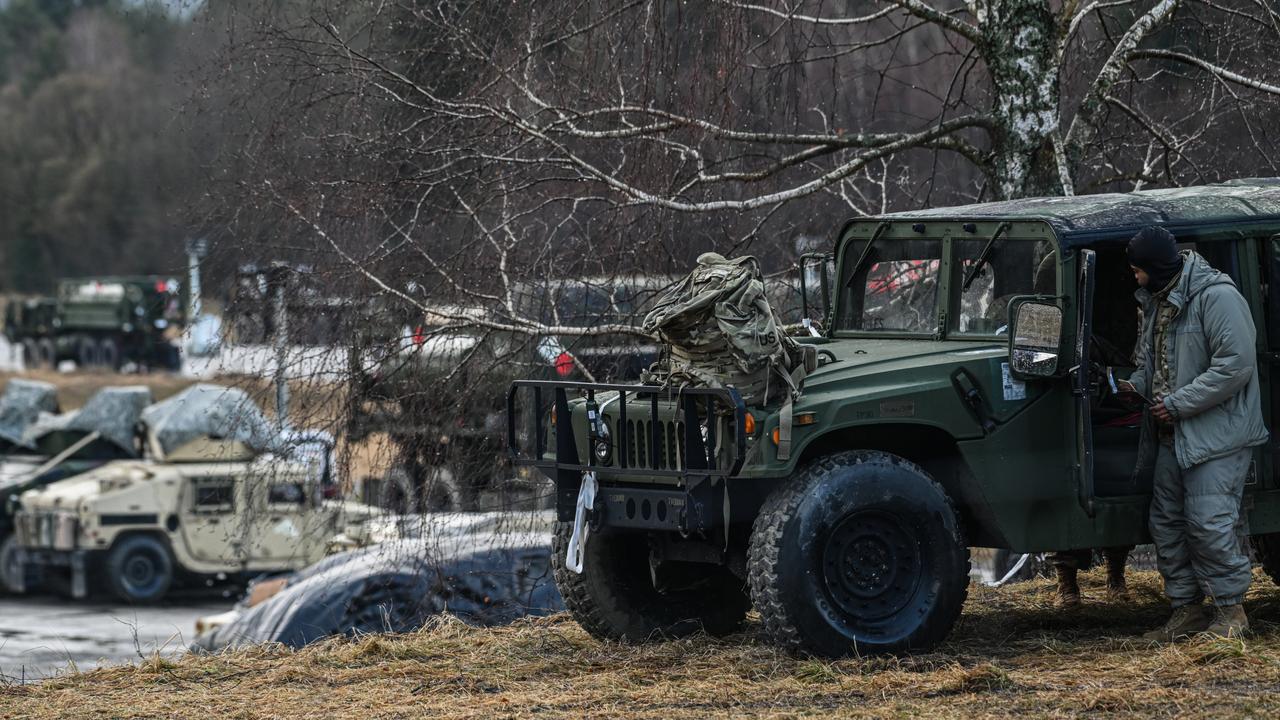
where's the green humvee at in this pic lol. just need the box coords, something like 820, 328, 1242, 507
508, 178, 1280, 657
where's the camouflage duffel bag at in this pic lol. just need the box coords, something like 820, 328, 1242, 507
641, 252, 814, 459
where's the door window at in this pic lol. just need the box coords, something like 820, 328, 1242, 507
191, 478, 234, 513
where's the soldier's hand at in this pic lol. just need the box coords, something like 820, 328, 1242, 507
1150, 396, 1174, 424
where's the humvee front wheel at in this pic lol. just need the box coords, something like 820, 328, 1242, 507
105, 535, 174, 603
749, 450, 969, 657
550, 523, 750, 642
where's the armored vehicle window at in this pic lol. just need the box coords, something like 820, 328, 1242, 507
839, 239, 942, 333
952, 239, 1056, 336
192, 478, 234, 513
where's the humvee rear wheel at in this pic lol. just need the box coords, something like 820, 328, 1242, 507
550, 523, 750, 642
748, 450, 969, 657
106, 535, 174, 603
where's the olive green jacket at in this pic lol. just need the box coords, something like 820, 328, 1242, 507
1130, 251, 1268, 470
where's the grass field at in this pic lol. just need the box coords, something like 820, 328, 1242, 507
3, 568, 1280, 719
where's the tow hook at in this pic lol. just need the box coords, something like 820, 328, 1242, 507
565, 471, 599, 574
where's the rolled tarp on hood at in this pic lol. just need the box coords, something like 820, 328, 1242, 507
0, 379, 58, 450
140, 383, 279, 457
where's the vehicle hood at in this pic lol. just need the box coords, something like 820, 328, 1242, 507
20, 461, 152, 512
797, 337, 1005, 396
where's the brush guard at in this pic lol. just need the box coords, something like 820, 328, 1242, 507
507, 380, 748, 535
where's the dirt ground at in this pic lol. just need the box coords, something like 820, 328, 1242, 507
3, 568, 1280, 719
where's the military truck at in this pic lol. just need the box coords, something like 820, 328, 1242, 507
15, 384, 377, 603
350, 276, 671, 512
4, 276, 185, 370
0, 385, 153, 593
508, 179, 1280, 657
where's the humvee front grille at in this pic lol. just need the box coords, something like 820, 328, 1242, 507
624, 419, 683, 470
507, 380, 746, 480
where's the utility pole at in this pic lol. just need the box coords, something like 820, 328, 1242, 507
184, 237, 208, 356
267, 262, 291, 430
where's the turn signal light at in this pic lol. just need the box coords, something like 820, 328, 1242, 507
771, 427, 780, 446
795, 412, 818, 426
743, 412, 756, 435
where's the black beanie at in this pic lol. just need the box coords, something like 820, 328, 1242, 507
1127, 226, 1183, 290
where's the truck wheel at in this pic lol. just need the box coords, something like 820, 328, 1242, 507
98, 337, 121, 370
749, 450, 970, 657
20, 340, 38, 371
0, 534, 27, 594
77, 337, 100, 369
105, 535, 174, 603
378, 467, 418, 513
37, 338, 56, 368
550, 522, 751, 643
422, 467, 467, 512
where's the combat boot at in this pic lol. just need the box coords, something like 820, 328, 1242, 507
1106, 550, 1130, 602
1142, 604, 1211, 643
1205, 604, 1249, 638
1055, 565, 1080, 608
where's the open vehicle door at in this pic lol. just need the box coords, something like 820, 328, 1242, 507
1073, 249, 1097, 517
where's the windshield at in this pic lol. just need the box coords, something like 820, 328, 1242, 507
952, 239, 1057, 336
838, 239, 942, 333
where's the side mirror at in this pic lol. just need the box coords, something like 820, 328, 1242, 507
800, 252, 834, 333
1009, 300, 1063, 378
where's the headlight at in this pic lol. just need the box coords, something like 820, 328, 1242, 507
594, 439, 612, 463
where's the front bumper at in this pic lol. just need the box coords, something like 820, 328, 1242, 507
16, 547, 95, 598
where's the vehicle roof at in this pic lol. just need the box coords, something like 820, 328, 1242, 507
873, 178, 1280, 247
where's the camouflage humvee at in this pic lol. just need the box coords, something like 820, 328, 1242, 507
15, 384, 377, 603
508, 178, 1280, 657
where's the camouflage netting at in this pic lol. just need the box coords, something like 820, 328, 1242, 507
0, 379, 58, 450
141, 383, 279, 456
23, 386, 154, 454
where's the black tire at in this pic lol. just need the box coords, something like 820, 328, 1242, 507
378, 467, 418, 513
1252, 533, 1280, 584
77, 337, 100, 369
20, 339, 39, 371
105, 535, 174, 603
37, 338, 56, 368
550, 522, 751, 643
748, 450, 970, 657
422, 467, 468, 512
98, 337, 121, 370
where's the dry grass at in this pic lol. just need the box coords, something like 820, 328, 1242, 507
4, 569, 1280, 719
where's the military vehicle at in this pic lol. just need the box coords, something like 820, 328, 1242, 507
508, 179, 1280, 657
350, 276, 671, 512
4, 275, 185, 370
15, 384, 377, 603
0, 385, 153, 593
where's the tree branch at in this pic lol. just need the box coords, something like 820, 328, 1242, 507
1129, 48, 1280, 96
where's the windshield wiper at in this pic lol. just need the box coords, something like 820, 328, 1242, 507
845, 222, 891, 287
961, 222, 1011, 291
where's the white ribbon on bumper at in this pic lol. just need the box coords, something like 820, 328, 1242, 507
565, 471, 599, 574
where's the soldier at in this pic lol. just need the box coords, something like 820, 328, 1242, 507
1117, 226, 1268, 642
1051, 546, 1131, 607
